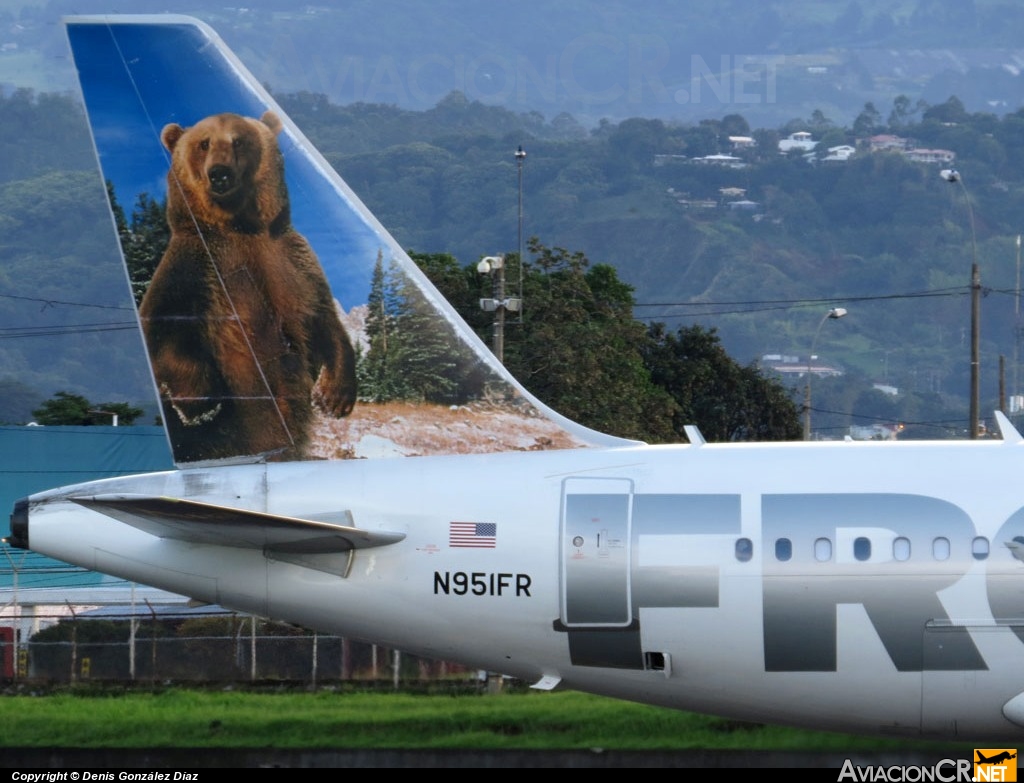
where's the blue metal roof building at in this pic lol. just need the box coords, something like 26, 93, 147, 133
0, 424, 174, 594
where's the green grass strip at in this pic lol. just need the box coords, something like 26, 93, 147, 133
0, 687, 972, 751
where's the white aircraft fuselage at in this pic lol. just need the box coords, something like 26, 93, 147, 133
16, 436, 1024, 739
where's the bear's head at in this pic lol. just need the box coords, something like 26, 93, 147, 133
161, 111, 289, 235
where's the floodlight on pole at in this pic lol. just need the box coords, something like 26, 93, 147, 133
477, 255, 522, 362
941, 168, 981, 439
804, 307, 847, 441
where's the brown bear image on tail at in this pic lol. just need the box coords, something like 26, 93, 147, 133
141, 110, 357, 463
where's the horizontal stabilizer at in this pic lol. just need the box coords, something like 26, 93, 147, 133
70, 494, 404, 553
995, 411, 1024, 443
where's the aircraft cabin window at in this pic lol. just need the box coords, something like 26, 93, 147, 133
854, 536, 871, 562
775, 538, 792, 562
972, 536, 989, 560
814, 537, 832, 562
933, 537, 951, 561
893, 537, 911, 562
735, 538, 753, 562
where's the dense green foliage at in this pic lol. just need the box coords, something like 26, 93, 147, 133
0, 89, 95, 183
31, 391, 144, 426
0, 90, 154, 418
8, 78, 1024, 437
412, 244, 800, 442
644, 323, 803, 442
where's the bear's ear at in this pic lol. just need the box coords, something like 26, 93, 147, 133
260, 111, 283, 136
161, 123, 186, 152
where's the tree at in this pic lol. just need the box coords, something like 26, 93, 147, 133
32, 391, 144, 426
888, 94, 928, 127
643, 324, 802, 442
923, 96, 969, 125
498, 240, 677, 442
808, 109, 834, 132
361, 251, 483, 405
108, 183, 170, 305
720, 113, 751, 138
751, 128, 780, 162
852, 102, 882, 136
358, 250, 401, 402
389, 268, 463, 403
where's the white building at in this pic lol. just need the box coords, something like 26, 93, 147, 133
779, 131, 817, 153
822, 145, 856, 162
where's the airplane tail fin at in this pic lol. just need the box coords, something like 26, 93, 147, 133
65, 15, 636, 466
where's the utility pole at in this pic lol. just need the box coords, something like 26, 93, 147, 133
942, 169, 981, 439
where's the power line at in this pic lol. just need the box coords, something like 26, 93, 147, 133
0, 292, 135, 312
633, 287, 969, 318
0, 322, 138, 338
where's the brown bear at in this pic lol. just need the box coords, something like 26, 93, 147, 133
140, 110, 356, 463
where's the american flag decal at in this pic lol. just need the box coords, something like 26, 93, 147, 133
449, 521, 497, 548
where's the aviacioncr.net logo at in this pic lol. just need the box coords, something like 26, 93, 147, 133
838, 759, 971, 782
974, 749, 1017, 782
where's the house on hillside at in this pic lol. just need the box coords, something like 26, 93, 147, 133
727, 199, 760, 211
691, 154, 747, 168
821, 145, 856, 162
761, 353, 844, 379
869, 134, 909, 152
779, 131, 816, 153
903, 148, 955, 164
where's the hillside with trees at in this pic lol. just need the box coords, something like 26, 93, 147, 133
11, 1, 1024, 129
282, 90, 1024, 437
3, 83, 1024, 439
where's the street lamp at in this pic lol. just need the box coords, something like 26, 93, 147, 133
804, 307, 847, 441
941, 168, 981, 439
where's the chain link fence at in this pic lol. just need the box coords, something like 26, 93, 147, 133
1, 612, 471, 686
